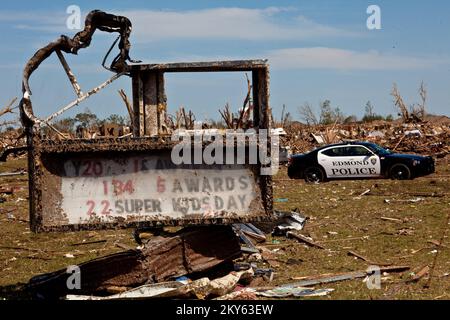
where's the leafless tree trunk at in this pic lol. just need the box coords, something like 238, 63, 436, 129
391, 83, 410, 122
117, 89, 133, 128
298, 102, 318, 125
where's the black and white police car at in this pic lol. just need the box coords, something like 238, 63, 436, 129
287, 141, 435, 183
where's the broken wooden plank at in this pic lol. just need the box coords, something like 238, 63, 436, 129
407, 266, 430, 283
427, 240, 448, 248
71, 240, 107, 247
114, 243, 135, 251
380, 217, 403, 223
347, 250, 392, 266
241, 230, 266, 243
0, 171, 26, 178
286, 231, 325, 249
0, 245, 56, 254
0, 187, 13, 194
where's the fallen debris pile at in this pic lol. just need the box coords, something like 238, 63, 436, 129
282, 118, 450, 157
11, 209, 421, 301
27, 226, 241, 299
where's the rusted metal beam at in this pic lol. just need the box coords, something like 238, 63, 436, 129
131, 60, 268, 73
283, 266, 410, 288
44, 72, 126, 123
55, 50, 83, 97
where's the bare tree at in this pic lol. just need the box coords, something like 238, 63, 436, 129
365, 101, 374, 119
391, 83, 410, 122
118, 89, 134, 128
414, 81, 427, 119
392, 82, 427, 123
0, 97, 18, 119
277, 104, 292, 127
298, 102, 318, 125
218, 73, 253, 129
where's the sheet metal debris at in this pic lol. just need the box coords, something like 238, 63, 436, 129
27, 226, 241, 299
283, 266, 410, 288
272, 211, 307, 236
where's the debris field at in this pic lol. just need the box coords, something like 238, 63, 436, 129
0, 153, 448, 300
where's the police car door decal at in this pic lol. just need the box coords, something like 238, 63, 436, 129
318, 146, 381, 178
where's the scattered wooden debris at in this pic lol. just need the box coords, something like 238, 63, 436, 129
407, 266, 430, 283
425, 212, 450, 288
380, 217, 403, 223
347, 250, 392, 266
0, 171, 26, 178
71, 239, 107, 247
358, 189, 371, 197
427, 240, 448, 248
286, 231, 325, 249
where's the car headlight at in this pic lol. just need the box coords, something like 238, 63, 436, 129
412, 160, 421, 166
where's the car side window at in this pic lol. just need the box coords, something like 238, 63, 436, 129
348, 146, 372, 156
322, 146, 372, 157
322, 147, 345, 157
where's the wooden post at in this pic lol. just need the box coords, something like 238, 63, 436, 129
157, 72, 167, 134
131, 71, 145, 137
143, 72, 159, 136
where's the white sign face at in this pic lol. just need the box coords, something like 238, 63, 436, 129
60, 156, 258, 224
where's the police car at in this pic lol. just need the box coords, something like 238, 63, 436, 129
287, 142, 435, 183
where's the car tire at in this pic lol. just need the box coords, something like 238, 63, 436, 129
287, 166, 297, 179
389, 163, 411, 180
304, 167, 325, 183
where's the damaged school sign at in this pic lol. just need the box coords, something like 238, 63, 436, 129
30, 141, 272, 232
61, 155, 257, 224
22, 58, 274, 232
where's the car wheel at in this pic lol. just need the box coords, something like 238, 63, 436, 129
389, 164, 411, 180
287, 166, 297, 179
304, 167, 325, 183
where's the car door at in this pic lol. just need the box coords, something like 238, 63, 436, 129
318, 145, 381, 179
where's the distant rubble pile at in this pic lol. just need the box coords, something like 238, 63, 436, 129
282, 116, 450, 157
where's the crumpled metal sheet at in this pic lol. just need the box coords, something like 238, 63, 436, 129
272, 211, 307, 235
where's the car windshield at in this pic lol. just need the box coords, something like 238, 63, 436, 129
366, 143, 392, 155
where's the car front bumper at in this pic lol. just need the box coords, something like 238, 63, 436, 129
413, 156, 435, 176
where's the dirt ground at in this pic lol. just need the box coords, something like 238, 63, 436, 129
0, 155, 449, 300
